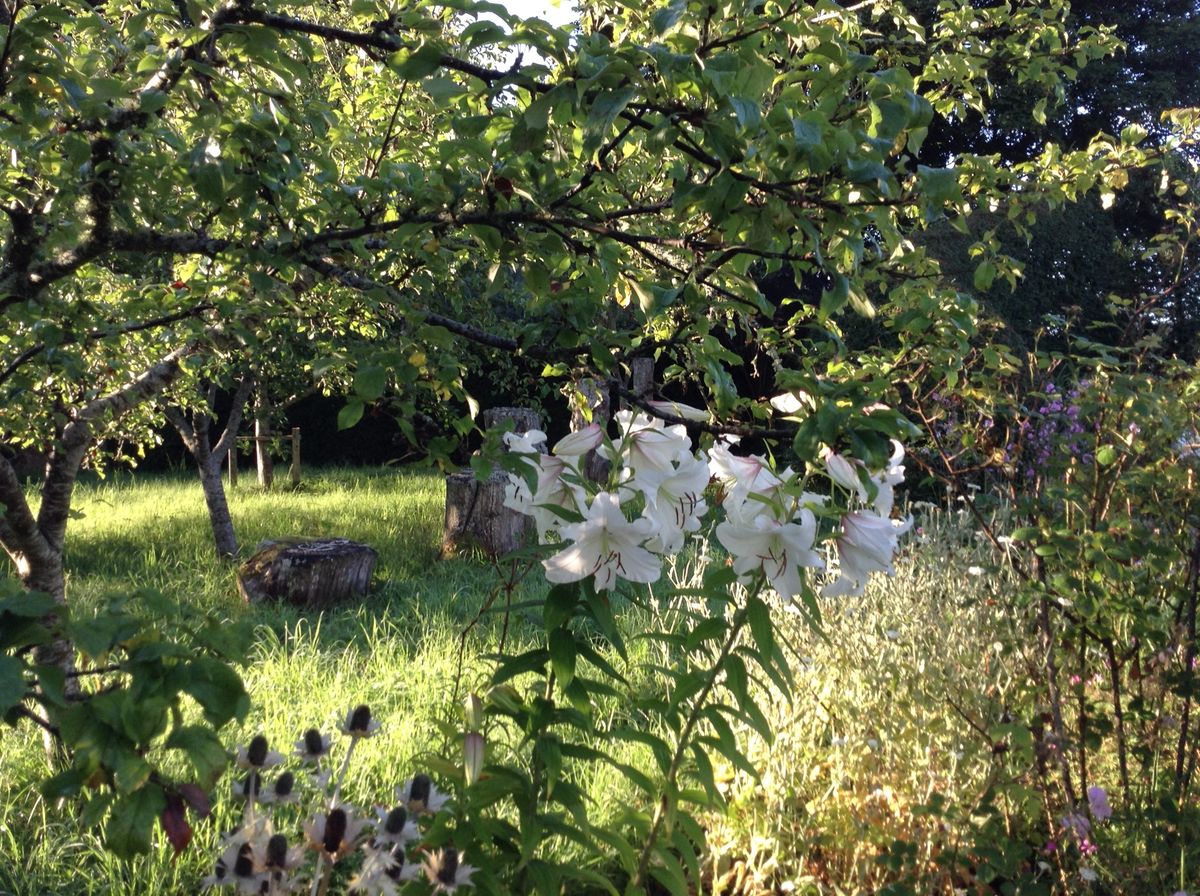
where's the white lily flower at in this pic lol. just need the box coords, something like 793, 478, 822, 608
646, 399, 709, 422
640, 453, 711, 555
822, 447, 868, 501
502, 428, 548, 456
504, 453, 588, 542
543, 491, 661, 590
708, 443, 782, 509
869, 439, 905, 516
716, 506, 823, 602
769, 391, 814, 415
552, 423, 603, 471
603, 410, 692, 480
822, 510, 912, 597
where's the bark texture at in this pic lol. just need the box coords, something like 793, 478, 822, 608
441, 407, 542, 558
237, 537, 377, 609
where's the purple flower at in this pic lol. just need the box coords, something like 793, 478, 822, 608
1087, 786, 1112, 822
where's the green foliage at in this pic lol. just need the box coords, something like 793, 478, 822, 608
1, 580, 251, 858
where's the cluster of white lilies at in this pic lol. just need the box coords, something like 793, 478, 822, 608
502, 402, 911, 601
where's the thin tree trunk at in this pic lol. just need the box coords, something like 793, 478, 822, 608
198, 448, 239, 559
165, 375, 254, 561
255, 391, 274, 489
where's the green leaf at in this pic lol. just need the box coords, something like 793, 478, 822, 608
180, 657, 248, 728
0, 656, 27, 718
106, 786, 167, 857
651, 0, 686, 35
353, 364, 387, 401
584, 86, 637, 152
548, 627, 576, 688
745, 597, 776, 665
337, 401, 365, 431
167, 725, 229, 783
388, 42, 444, 79
1096, 445, 1118, 466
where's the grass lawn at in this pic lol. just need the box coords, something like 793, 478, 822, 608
0, 467, 1014, 896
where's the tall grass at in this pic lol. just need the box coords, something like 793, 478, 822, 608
1, 471, 1018, 896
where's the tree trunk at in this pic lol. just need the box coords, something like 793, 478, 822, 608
237, 538, 377, 609
443, 469, 533, 558
165, 375, 255, 560
255, 392, 274, 489
0, 344, 193, 759
197, 450, 238, 559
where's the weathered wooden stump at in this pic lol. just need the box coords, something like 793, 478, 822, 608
443, 469, 533, 558
237, 537, 377, 609
482, 406, 543, 442
442, 407, 542, 558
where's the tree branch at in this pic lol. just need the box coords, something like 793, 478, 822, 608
38, 343, 196, 550
0, 449, 50, 566
211, 374, 257, 462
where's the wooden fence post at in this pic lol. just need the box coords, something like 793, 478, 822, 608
570, 378, 610, 482
627, 358, 654, 408
228, 446, 238, 488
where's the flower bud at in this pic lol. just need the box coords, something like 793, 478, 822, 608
464, 732, 485, 786
463, 693, 484, 730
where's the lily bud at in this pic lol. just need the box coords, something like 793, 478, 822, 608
464, 732, 485, 786
463, 693, 484, 730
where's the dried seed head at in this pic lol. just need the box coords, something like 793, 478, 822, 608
435, 848, 459, 886
348, 704, 371, 733
303, 728, 326, 755
266, 834, 289, 868
274, 771, 295, 798
384, 844, 406, 879
323, 808, 348, 855
247, 735, 269, 767
408, 773, 432, 807
384, 805, 408, 835
233, 843, 255, 878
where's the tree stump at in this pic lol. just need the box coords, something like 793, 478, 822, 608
237, 537, 377, 609
443, 469, 533, 558
442, 406, 542, 558
482, 406, 543, 442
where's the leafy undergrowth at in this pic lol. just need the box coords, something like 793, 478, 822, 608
2, 469, 1032, 895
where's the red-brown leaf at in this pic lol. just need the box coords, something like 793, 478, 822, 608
160, 794, 193, 856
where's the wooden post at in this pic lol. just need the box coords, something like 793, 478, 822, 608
627, 358, 654, 408
289, 427, 301, 488
228, 445, 238, 488
481, 406, 543, 443
255, 395, 274, 489
442, 407, 542, 558
569, 378, 610, 482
